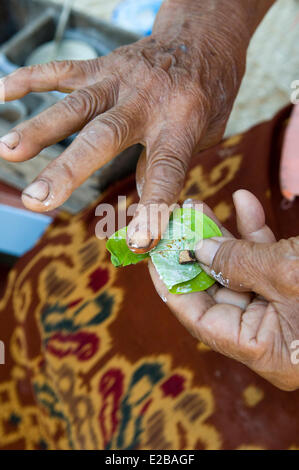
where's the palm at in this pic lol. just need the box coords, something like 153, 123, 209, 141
149, 190, 298, 390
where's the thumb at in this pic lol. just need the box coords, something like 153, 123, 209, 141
195, 236, 277, 295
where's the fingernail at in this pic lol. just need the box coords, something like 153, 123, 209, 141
0, 131, 20, 149
128, 229, 153, 250
23, 180, 50, 202
195, 238, 221, 267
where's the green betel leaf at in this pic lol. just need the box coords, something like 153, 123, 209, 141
106, 208, 222, 294
149, 208, 222, 291
169, 271, 216, 295
106, 227, 149, 267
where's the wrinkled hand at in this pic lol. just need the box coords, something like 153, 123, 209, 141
149, 190, 299, 391
0, 0, 251, 251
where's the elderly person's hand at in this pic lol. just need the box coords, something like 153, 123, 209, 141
0, 0, 274, 251
149, 190, 299, 391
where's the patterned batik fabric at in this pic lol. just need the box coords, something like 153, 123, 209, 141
0, 105, 299, 450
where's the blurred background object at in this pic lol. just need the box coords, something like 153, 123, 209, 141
25, 0, 98, 64
226, 0, 299, 136
0, 181, 52, 266
112, 0, 163, 36
40, 0, 125, 24
25, 0, 97, 66
40, 0, 164, 36
0, 201, 52, 257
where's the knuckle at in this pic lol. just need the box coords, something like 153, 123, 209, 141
78, 133, 99, 154
150, 153, 188, 184
84, 58, 104, 75
60, 161, 75, 181
145, 161, 184, 202
151, 147, 189, 172
276, 260, 299, 294
49, 60, 71, 76
98, 111, 130, 147
270, 238, 299, 297
20, 61, 79, 92
64, 88, 100, 120
213, 240, 238, 279
213, 240, 275, 293
50, 60, 77, 88
27, 60, 65, 80
134, 87, 157, 115
52, 158, 75, 181
25, 64, 38, 77
149, 127, 195, 168
47, 159, 75, 190
99, 77, 119, 107
244, 341, 268, 363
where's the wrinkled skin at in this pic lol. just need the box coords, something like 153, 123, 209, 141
3, 0, 296, 389
149, 190, 299, 391
0, 0, 274, 250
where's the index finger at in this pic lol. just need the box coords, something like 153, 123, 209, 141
0, 59, 102, 101
127, 124, 202, 253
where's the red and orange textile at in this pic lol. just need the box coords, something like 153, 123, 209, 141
0, 105, 298, 450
